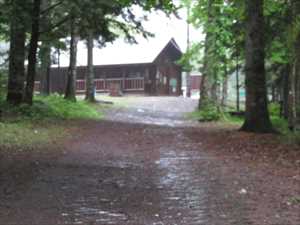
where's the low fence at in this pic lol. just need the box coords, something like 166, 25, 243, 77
34, 77, 145, 93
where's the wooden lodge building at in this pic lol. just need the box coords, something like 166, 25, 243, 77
36, 38, 183, 96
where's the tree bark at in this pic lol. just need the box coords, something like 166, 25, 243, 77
240, 0, 274, 133
294, 24, 300, 124
40, 0, 51, 95
271, 84, 276, 102
236, 54, 240, 111
6, 1, 26, 105
85, 31, 96, 102
211, 78, 218, 103
281, 65, 290, 119
198, 0, 214, 109
24, 0, 41, 105
287, 0, 300, 130
40, 41, 51, 95
64, 16, 78, 101
296, 61, 300, 120
288, 63, 297, 130
221, 61, 228, 107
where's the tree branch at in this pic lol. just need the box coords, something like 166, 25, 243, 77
40, 1, 63, 16
39, 15, 70, 35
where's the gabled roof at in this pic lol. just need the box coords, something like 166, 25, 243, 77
153, 38, 182, 63
57, 38, 183, 67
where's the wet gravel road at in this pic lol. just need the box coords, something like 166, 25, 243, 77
103, 96, 199, 127
0, 97, 252, 225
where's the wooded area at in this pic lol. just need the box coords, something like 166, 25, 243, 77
0, 0, 175, 103
181, 0, 300, 133
0, 0, 300, 134
0, 1, 299, 223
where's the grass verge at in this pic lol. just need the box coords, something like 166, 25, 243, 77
0, 94, 103, 150
187, 105, 300, 145
0, 121, 66, 151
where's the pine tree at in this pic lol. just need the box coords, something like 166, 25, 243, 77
240, 0, 274, 133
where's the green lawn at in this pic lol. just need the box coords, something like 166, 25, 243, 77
0, 94, 103, 150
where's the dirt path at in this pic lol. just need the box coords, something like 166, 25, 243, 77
103, 96, 198, 127
0, 97, 299, 225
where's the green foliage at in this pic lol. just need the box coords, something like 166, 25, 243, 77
178, 42, 203, 71
0, 94, 102, 150
188, 101, 221, 121
267, 103, 292, 134
268, 102, 281, 118
0, 94, 103, 149
198, 104, 220, 121
0, 94, 102, 121
190, 102, 299, 141
271, 116, 289, 133
180, 0, 244, 74
35, 95, 101, 120
222, 113, 244, 125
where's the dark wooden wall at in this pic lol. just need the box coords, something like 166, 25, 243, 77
153, 41, 182, 96
37, 40, 183, 96
40, 63, 158, 94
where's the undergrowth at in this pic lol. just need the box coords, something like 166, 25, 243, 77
0, 94, 102, 121
0, 94, 102, 149
188, 102, 300, 144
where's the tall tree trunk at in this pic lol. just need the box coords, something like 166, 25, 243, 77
24, 0, 41, 105
288, 63, 297, 130
296, 61, 300, 120
64, 16, 78, 101
294, 21, 300, 125
40, 0, 51, 95
6, 1, 26, 105
186, 6, 191, 98
57, 48, 61, 68
198, 0, 214, 109
240, 0, 273, 133
221, 61, 228, 107
85, 31, 96, 102
211, 78, 218, 103
199, 70, 209, 109
281, 64, 290, 119
40, 41, 51, 95
271, 84, 276, 102
287, 0, 300, 130
236, 54, 240, 112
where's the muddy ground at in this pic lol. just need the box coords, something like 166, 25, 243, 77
0, 96, 299, 225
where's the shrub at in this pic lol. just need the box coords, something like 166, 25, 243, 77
35, 94, 101, 120
269, 102, 281, 117
198, 104, 221, 121
188, 101, 221, 122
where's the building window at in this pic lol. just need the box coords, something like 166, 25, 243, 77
163, 76, 167, 85
128, 71, 142, 78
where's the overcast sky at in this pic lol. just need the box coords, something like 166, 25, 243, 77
59, 6, 203, 67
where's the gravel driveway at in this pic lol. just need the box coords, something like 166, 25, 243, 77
1, 96, 297, 225
102, 96, 199, 127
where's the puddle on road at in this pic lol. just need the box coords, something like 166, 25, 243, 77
121, 113, 186, 127
63, 204, 128, 224
155, 149, 208, 224
59, 149, 208, 224
106, 107, 195, 127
